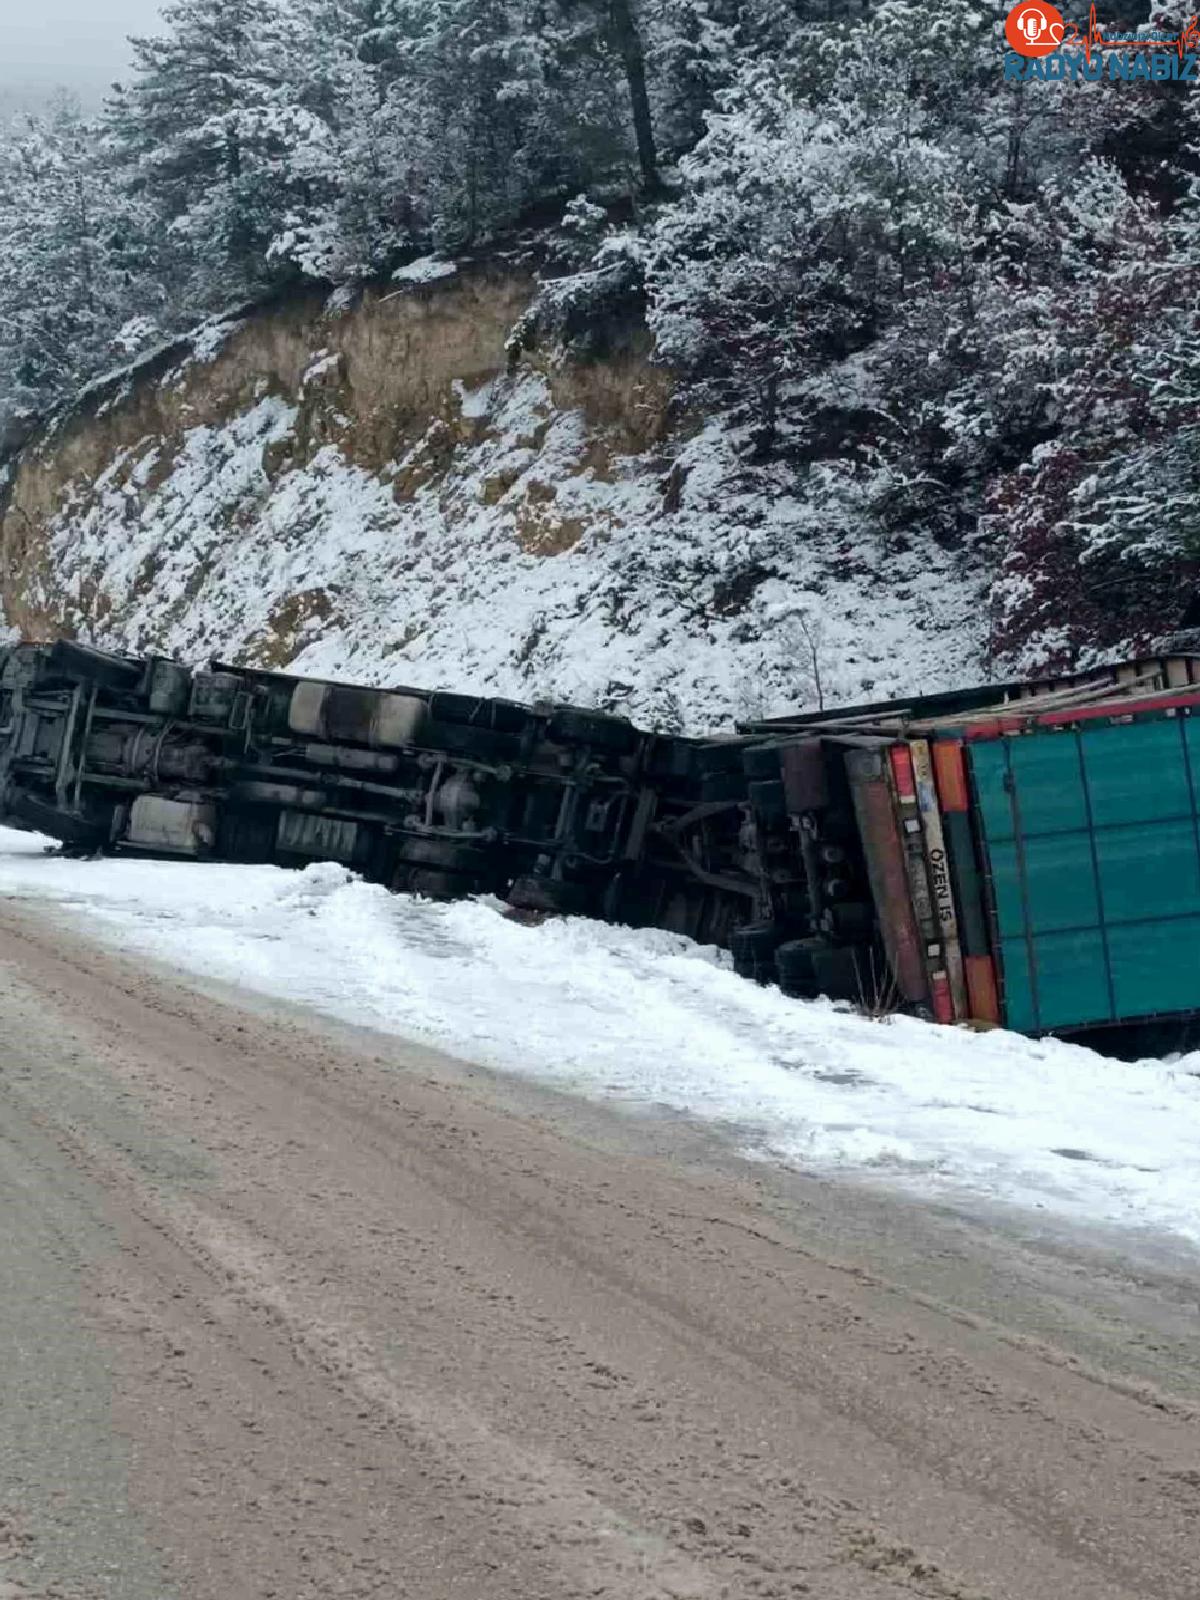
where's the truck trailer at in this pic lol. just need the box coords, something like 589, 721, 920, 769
3, 638, 1200, 1049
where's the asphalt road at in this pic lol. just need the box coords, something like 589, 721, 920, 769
0, 899, 1198, 1600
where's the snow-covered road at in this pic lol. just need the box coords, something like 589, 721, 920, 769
2, 826, 1198, 1245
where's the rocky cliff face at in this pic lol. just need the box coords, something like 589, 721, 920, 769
0, 260, 987, 730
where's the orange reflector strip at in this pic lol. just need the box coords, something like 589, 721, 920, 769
889, 744, 916, 802
965, 956, 1001, 1025
930, 970, 954, 1025
932, 740, 969, 813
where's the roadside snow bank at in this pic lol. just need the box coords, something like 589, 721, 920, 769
2, 828, 1198, 1243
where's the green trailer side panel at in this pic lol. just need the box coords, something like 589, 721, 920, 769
1108, 918, 1200, 1017
1083, 719, 1194, 826
1007, 734, 1090, 837
968, 740, 1015, 843
999, 929, 1112, 1033
988, 834, 1099, 935
967, 715, 1200, 1033
1096, 821, 1200, 923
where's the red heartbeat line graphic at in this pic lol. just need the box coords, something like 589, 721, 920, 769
1065, 4, 1200, 60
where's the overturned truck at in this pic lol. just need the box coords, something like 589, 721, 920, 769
4, 638, 1200, 1047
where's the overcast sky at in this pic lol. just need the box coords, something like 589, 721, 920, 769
1, 0, 166, 108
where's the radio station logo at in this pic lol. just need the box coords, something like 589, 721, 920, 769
1006, 2, 1066, 56
1003, 2, 1200, 79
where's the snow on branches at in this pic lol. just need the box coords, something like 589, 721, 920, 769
2, 0, 1199, 670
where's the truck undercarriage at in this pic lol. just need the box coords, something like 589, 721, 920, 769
6, 639, 1200, 1046
0, 641, 765, 952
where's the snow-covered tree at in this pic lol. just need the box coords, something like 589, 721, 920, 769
645, 0, 740, 158
642, 25, 975, 453
5, 0, 1200, 688
986, 170, 1200, 666
104, 0, 323, 298
0, 101, 167, 438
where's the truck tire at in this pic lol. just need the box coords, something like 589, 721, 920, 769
812, 945, 867, 1003
822, 901, 873, 940
394, 837, 491, 874
546, 707, 637, 754
814, 808, 857, 844
775, 937, 823, 997
729, 928, 784, 972
406, 868, 472, 900
429, 692, 532, 738
741, 961, 778, 986
45, 640, 141, 693
506, 875, 593, 915
6, 792, 108, 849
701, 772, 748, 803
645, 740, 701, 783
694, 740, 747, 778
423, 722, 512, 761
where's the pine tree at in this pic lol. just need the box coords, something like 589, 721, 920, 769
642, 18, 976, 453
645, 0, 740, 159
263, 0, 418, 278
104, 0, 319, 298
0, 100, 166, 436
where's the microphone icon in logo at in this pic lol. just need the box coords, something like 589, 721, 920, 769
1019, 7, 1048, 41
1005, 0, 1065, 55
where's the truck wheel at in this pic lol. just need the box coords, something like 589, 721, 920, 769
405, 868, 472, 901
395, 837, 491, 874
645, 740, 701, 783
430, 692, 531, 736
7, 792, 109, 849
422, 723, 511, 761
44, 640, 141, 693
546, 707, 637, 754
815, 808, 857, 844
694, 741, 747, 778
730, 921, 783, 967
775, 937, 823, 997
507, 875, 592, 915
741, 961, 778, 986
821, 901, 873, 940
701, 772, 748, 803
812, 945, 867, 1003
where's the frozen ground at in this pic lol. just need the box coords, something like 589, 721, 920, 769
1, 825, 1198, 1245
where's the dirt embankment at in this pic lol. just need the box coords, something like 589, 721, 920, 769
0, 246, 986, 731
0, 264, 673, 655
0, 901, 1197, 1600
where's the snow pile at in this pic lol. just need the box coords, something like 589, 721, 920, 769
39, 370, 987, 732
2, 827, 1197, 1245
390, 256, 458, 285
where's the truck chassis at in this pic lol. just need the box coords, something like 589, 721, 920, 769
5, 639, 1200, 1046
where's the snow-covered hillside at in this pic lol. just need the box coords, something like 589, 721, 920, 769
1, 269, 988, 731
6, 0, 1198, 687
